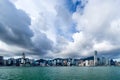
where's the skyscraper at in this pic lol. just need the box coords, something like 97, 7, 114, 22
22, 53, 25, 59
20, 53, 26, 66
94, 50, 97, 66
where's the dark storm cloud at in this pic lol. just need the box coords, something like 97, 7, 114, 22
98, 48, 120, 59
32, 32, 53, 56
0, 0, 33, 48
0, 0, 54, 57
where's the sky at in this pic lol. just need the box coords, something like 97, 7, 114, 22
0, 0, 120, 59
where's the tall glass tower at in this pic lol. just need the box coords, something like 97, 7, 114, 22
22, 53, 25, 59
94, 50, 97, 66
21, 53, 26, 66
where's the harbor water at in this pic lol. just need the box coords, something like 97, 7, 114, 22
0, 66, 120, 80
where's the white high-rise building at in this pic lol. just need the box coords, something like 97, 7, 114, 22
85, 60, 89, 66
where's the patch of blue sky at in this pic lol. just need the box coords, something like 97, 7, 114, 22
65, 0, 84, 13
55, 22, 77, 41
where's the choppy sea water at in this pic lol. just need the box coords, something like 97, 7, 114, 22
0, 66, 120, 80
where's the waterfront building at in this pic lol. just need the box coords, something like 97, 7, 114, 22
29, 59, 35, 66
71, 59, 75, 66
79, 61, 85, 66
39, 59, 47, 66
0, 56, 4, 66
35, 59, 40, 66
9, 58, 17, 66
68, 58, 72, 66
15, 58, 20, 66
25, 58, 30, 66
47, 60, 52, 66
105, 58, 109, 66
63, 59, 68, 66
40, 62, 45, 66
79, 56, 94, 67
89, 60, 94, 66
100, 57, 106, 65
3, 60, 7, 66
7, 58, 13, 66
52, 60, 56, 66
109, 59, 115, 66
74, 59, 80, 66
115, 62, 120, 66
54, 58, 63, 66
78, 60, 85, 66
67, 62, 71, 66
85, 60, 89, 66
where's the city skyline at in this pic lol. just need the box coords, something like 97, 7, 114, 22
0, 51, 119, 67
1, 0, 120, 60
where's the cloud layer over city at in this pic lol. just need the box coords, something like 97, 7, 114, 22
0, 0, 120, 59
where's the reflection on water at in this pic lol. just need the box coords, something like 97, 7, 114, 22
0, 67, 120, 80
